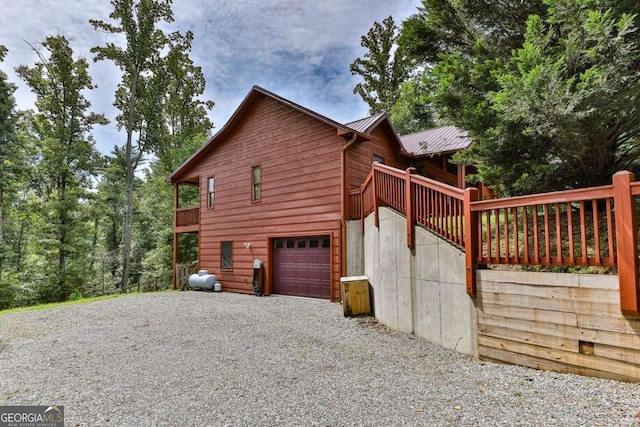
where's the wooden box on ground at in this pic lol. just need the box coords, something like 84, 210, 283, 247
340, 276, 371, 317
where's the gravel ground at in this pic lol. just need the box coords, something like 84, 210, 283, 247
0, 291, 639, 426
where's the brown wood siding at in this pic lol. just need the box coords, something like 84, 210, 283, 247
187, 96, 343, 300
346, 126, 408, 191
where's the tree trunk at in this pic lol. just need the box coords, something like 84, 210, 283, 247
120, 167, 134, 292
89, 214, 99, 271
15, 219, 24, 272
59, 229, 67, 300
120, 67, 140, 292
58, 178, 68, 301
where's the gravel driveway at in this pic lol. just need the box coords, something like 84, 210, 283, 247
0, 291, 638, 426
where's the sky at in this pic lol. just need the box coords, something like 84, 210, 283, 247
0, 0, 422, 157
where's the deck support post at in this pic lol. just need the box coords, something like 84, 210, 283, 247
464, 187, 479, 296
373, 163, 379, 228
612, 171, 640, 316
360, 182, 365, 235
172, 184, 181, 290
405, 167, 417, 250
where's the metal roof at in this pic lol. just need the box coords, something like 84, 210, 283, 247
399, 125, 473, 155
345, 112, 387, 134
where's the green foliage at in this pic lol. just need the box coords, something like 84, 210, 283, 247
0, 44, 18, 290
398, 0, 640, 196
489, 2, 640, 191
0, 2, 210, 309
350, 16, 409, 115
91, 0, 212, 290
15, 36, 106, 302
389, 76, 435, 135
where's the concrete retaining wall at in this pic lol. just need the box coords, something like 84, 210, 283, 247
363, 207, 478, 357
356, 206, 639, 381
345, 220, 364, 277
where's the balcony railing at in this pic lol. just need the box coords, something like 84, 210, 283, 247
176, 206, 199, 227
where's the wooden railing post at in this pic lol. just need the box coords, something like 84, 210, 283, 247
405, 167, 417, 250
373, 164, 379, 228
173, 184, 179, 290
612, 171, 640, 316
464, 187, 479, 296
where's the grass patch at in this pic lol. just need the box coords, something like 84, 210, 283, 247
0, 290, 174, 316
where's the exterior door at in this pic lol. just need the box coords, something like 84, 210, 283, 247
272, 237, 331, 299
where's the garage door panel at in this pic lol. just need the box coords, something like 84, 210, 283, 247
273, 236, 330, 299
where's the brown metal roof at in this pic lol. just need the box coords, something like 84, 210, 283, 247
345, 112, 387, 134
399, 125, 473, 155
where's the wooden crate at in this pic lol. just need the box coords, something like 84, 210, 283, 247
340, 276, 371, 317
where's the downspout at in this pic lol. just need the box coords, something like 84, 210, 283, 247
340, 132, 359, 282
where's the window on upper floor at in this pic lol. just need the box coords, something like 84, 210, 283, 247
373, 154, 385, 165
207, 177, 215, 209
221, 241, 233, 270
252, 165, 261, 202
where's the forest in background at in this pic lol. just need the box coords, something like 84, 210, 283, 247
4, 0, 640, 308
0, 0, 208, 308
350, 0, 640, 196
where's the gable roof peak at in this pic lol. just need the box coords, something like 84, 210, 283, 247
169, 85, 360, 183
345, 112, 388, 134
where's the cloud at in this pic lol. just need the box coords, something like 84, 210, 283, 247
0, 0, 421, 155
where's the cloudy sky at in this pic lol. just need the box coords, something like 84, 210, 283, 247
0, 0, 421, 156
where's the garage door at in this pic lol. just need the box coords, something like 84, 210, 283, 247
273, 237, 331, 299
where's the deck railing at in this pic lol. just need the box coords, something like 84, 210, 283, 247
357, 163, 465, 248
350, 164, 640, 315
412, 173, 465, 247
471, 186, 616, 268
348, 189, 362, 220
176, 206, 199, 227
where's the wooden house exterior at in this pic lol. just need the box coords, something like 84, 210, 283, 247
169, 86, 473, 301
169, 87, 409, 301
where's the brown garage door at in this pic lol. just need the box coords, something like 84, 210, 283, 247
273, 237, 331, 299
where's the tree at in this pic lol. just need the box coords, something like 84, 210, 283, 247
397, 0, 550, 194
350, 16, 409, 115
399, 0, 547, 65
399, 0, 640, 195
0, 46, 17, 282
157, 30, 213, 168
489, 1, 640, 191
15, 35, 107, 301
388, 76, 435, 135
90, 0, 175, 291
0, 45, 20, 305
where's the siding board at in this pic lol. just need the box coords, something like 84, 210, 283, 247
184, 95, 346, 299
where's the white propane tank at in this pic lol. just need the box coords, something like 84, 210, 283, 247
188, 270, 217, 290
214, 282, 222, 292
